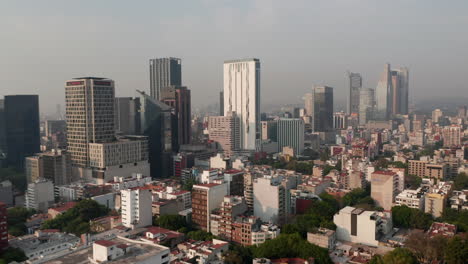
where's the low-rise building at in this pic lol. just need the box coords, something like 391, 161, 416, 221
427, 222, 457, 238
449, 190, 468, 211
394, 188, 426, 210
25, 179, 55, 212
307, 228, 336, 250
171, 239, 229, 263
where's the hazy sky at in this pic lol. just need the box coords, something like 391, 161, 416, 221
1, 0, 467, 115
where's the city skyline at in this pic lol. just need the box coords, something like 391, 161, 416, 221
1, 1, 467, 115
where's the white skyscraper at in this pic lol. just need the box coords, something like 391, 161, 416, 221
223, 59, 260, 151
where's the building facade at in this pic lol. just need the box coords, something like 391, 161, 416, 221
208, 112, 240, 156
311, 86, 334, 132
223, 58, 261, 150
149, 57, 182, 100
121, 188, 152, 229
370, 171, 399, 210
277, 118, 304, 155
160, 85, 191, 145
348, 72, 362, 114
25, 149, 72, 186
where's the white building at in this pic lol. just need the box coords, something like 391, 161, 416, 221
25, 179, 55, 212
333, 206, 392, 247
223, 58, 261, 151
253, 177, 285, 224
107, 173, 152, 191
251, 223, 281, 245
210, 153, 229, 170
121, 188, 152, 229
394, 188, 426, 210
277, 118, 305, 155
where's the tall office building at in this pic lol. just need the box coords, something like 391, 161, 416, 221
223, 58, 261, 151
303, 93, 313, 117
137, 90, 177, 178
359, 88, 375, 125
333, 112, 347, 130
4, 95, 40, 169
149, 57, 182, 100
0, 100, 6, 158
160, 85, 191, 145
115, 97, 140, 135
375, 64, 392, 120
347, 72, 362, 114
432, 109, 443, 123
219, 91, 224, 116
391, 68, 409, 116
65, 78, 115, 168
208, 112, 240, 157
277, 118, 304, 155
311, 86, 334, 132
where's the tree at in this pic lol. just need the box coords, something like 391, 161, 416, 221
392, 205, 433, 230
381, 248, 418, 264
405, 231, 447, 264
453, 172, 468, 191
0, 167, 27, 191
439, 208, 468, 232
0, 247, 27, 263
444, 235, 468, 264
7, 207, 36, 236
186, 230, 214, 241
223, 244, 253, 264
155, 214, 187, 231
405, 174, 422, 190
182, 178, 196, 191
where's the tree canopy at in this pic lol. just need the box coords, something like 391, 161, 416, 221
391, 205, 433, 230
7, 207, 36, 236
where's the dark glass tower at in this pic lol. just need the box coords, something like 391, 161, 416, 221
149, 58, 182, 100
311, 86, 334, 132
4, 95, 40, 169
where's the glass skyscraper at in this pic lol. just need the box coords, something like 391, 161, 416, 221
149, 58, 182, 100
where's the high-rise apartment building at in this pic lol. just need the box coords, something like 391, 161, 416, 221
253, 177, 286, 224
442, 125, 461, 147
160, 85, 191, 145
223, 59, 261, 151
121, 188, 152, 229
137, 90, 177, 178
115, 97, 140, 135
432, 109, 443, 123
208, 112, 240, 157
277, 118, 304, 155
149, 57, 182, 100
25, 149, 72, 185
311, 86, 334, 132
375, 64, 392, 120
192, 183, 227, 231
65, 78, 115, 168
371, 171, 399, 210
3, 95, 40, 169
25, 179, 55, 212
347, 72, 362, 114
359, 88, 375, 125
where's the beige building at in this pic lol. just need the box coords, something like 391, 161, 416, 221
371, 171, 399, 210
425, 193, 446, 218
208, 112, 240, 157
442, 125, 461, 147
307, 228, 336, 249
408, 160, 429, 177
25, 149, 71, 185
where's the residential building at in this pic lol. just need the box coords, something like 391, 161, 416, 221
442, 125, 461, 147
121, 188, 152, 229
149, 57, 182, 100
93, 238, 170, 264
0, 181, 13, 207
223, 170, 245, 196
216, 196, 248, 240
277, 118, 305, 155
251, 223, 281, 245
253, 177, 286, 224
208, 112, 240, 156
425, 193, 446, 218
408, 160, 429, 177
311, 86, 334, 132
223, 58, 261, 150
348, 72, 362, 114
371, 171, 399, 210
171, 239, 228, 263
160, 85, 191, 145
394, 188, 426, 210
65, 78, 115, 171
25, 179, 55, 212
432, 109, 443, 123
25, 149, 71, 185
4, 95, 40, 169
333, 207, 393, 247
191, 183, 227, 231
307, 228, 336, 250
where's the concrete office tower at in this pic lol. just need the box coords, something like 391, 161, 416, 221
432, 109, 443, 123
0, 100, 6, 158
160, 85, 191, 145
393, 67, 409, 115
149, 57, 182, 100
208, 112, 240, 157
371, 171, 399, 211
311, 86, 334, 132
25, 149, 72, 185
375, 64, 392, 120
303, 93, 313, 117
253, 177, 286, 224
137, 90, 177, 178
347, 72, 362, 114
261, 120, 278, 142
3, 95, 40, 169
192, 183, 227, 231
223, 58, 261, 151
333, 112, 347, 130
277, 118, 304, 156
121, 188, 152, 229
65, 78, 115, 168
115, 97, 140, 135
442, 125, 461, 147
25, 179, 55, 212
359, 88, 375, 125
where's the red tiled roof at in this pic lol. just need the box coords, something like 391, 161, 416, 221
224, 169, 243, 174
49, 202, 77, 213
94, 240, 117, 247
